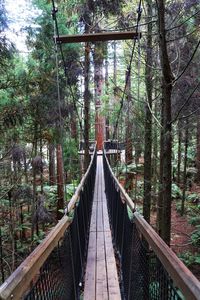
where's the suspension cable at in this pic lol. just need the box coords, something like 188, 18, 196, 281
51, 0, 84, 138
112, 0, 142, 139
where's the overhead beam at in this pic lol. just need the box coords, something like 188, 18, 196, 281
56, 31, 141, 44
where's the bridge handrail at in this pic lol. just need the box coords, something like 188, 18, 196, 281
103, 149, 200, 300
0, 143, 97, 300
103, 149, 136, 213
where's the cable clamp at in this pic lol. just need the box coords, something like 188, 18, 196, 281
137, 6, 142, 15
52, 7, 58, 20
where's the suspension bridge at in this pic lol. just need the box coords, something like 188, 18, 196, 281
0, 0, 200, 298
0, 145, 200, 300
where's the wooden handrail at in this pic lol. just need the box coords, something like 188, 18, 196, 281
134, 213, 200, 300
103, 149, 200, 300
103, 148, 136, 212
0, 144, 97, 300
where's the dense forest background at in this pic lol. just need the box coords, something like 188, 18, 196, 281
0, 0, 200, 284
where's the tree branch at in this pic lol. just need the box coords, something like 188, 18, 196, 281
173, 39, 200, 84
171, 81, 200, 124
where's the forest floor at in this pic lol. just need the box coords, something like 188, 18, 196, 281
151, 201, 200, 281
171, 202, 200, 280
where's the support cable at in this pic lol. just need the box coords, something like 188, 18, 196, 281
112, 0, 142, 139
51, 0, 84, 138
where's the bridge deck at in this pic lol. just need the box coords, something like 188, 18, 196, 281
84, 155, 121, 300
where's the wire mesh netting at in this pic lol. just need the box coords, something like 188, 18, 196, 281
103, 152, 183, 300
23, 152, 96, 300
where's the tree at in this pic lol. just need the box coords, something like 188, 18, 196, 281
157, 0, 173, 245
143, 0, 153, 223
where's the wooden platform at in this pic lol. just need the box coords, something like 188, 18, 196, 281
84, 156, 121, 300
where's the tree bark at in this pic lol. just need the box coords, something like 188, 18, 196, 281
125, 70, 133, 192
84, 41, 91, 171
196, 118, 200, 182
125, 71, 133, 165
49, 143, 56, 185
157, 0, 173, 245
105, 45, 110, 140
177, 123, 182, 186
56, 144, 64, 220
152, 94, 158, 210
143, 0, 153, 223
40, 127, 43, 194
31, 123, 38, 241
94, 39, 105, 150
113, 41, 117, 87
181, 120, 189, 215
157, 100, 164, 234
71, 104, 78, 142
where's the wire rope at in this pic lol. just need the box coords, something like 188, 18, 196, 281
51, 0, 84, 138
112, 0, 143, 139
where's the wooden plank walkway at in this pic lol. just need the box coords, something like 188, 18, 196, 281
84, 155, 121, 300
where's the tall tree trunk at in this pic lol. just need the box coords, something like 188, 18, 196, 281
134, 128, 142, 165
105, 45, 110, 140
49, 143, 56, 185
143, 0, 153, 223
113, 41, 117, 87
196, 118, 200, 182
0, 228, 5, 283
71, 105, 78, 142
157, 0, 173, 245
40, 127, 43, 194
157, 101, 164, 234
31, 123, 38, 241
56, 144, 64, 220
125, 71, 133, 165
84, 40, 90, 171
181, 120, 189, 215
152, 95, 159, 210
94, 39, 105, 151
125, 70, 133, 192
177, 123, 182, 186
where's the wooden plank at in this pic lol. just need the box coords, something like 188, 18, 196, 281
84, 156, 121, 300
96, 231, 108, 300
97, 201, 103, 232
90, 201, 97, 232
103, 201, 110, 232
105, 231, 121, 300
84, 231, 97, 300
56, 31, 141, 44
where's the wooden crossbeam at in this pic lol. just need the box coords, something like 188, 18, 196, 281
56, 31, 141, 44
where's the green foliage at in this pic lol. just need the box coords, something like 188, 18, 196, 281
42, 182, 78, 208
191, 226, 200, 247
189, 216, 200, 226
66, 182, 78, 200
63, 138, 79, 181
113, 162, 144, 176
171, 183, 182, 199
186, 193, 199, 203
33, 229, 46, 244
179, 251, 200, 267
